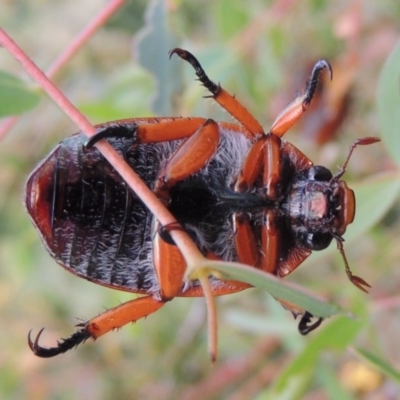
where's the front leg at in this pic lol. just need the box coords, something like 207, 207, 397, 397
85, 117, 208, 148
270, 60, 332, 137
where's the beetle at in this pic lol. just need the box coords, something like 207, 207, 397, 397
25, 48, 379, 357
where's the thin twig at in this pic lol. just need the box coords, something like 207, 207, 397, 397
0, 0, 125, 140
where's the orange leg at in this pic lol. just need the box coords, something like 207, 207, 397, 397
234, 138, 266, 192
281, 141, 313, 171
29, 230, 192, 358
263, 134, 282, 200
135, 118, 207, 143
153, 223, 187, 299
28, 296, 166, 357
269, 60, 332, 137
179, 276, 252, 297
258, 213, 320, 332
233, 213, 260, 268
170, 48, 264, 138
87, 117, 255, 149
86, 296, 165, 339
260, 210, 279, 274
277, 247, 311, 277
86, 117, 208, 148
154, 118, 220, 200
235, 133, 282, 201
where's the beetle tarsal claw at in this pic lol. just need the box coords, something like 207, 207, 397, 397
157, 221, 185, 246
28, 327, 91, 358
298, 312, 323, 335
85, 123, 138, 148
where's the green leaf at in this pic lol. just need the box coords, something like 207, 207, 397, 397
354, 346, 400, 382
0, 70, 40, 117
135, 0, 181, 115
79, 64, 154, 121
205, 260, 341, 318
347, 172, 400, 241
377, 39, 400, 168
215, 0, 249, 39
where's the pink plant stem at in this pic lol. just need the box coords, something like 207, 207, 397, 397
46, 0, 126, 78
0, 26, 204, 264
0, 0, 125, 140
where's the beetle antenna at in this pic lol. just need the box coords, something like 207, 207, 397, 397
335, 237, 371, 293
333, 137, 380, 181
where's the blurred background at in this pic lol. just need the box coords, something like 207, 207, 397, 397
1, 0, 400, 399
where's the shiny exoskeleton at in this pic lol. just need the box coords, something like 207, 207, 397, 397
25, 48, 379, 357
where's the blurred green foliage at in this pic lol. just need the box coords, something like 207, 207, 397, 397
0, 71, 40, 117
1, 0, 400, 399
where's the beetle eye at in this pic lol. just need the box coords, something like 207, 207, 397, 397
302, 232, 333, 251
307, 166, 333, 181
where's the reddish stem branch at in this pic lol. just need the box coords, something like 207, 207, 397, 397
46, 0, 126, 78
0, 0, 125, 140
